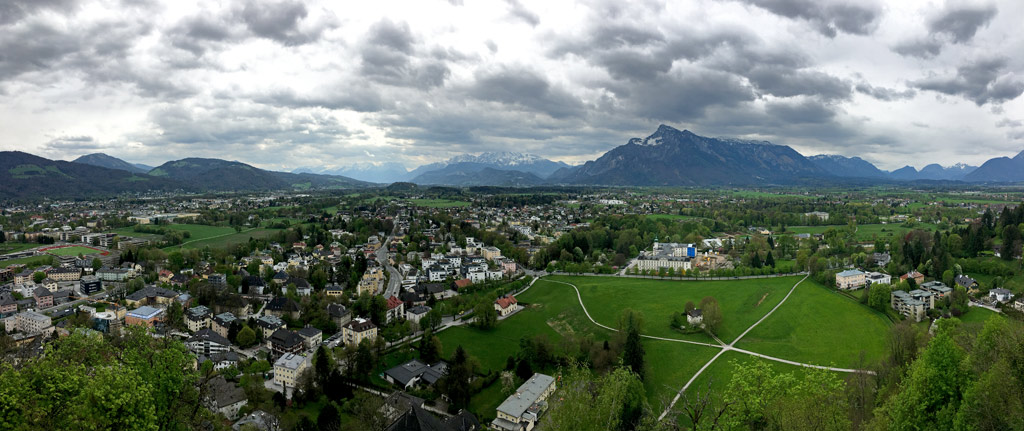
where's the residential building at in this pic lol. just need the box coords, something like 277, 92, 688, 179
0, 293, 18, 317
273, 353, 308, 389
268, 328, 304, 358
324, 283, 345, 296
33, 287, 53, 309
990, 288, 1015, 303
900, 271, 925, 285
255, 314, 286, 336
80, 275, 102, 295
865, 272, 891, 287
891, 290, 930, 322
386, 295, 405, 323
46, 267, 80, 282
384, 359, 449, 389
200, 351, 241, 371
205, 376, 248, 420
804, 211, 830, 221
327, 303, 351, 328
14, 310, 52, 334
96, 268, 132, 283
920, 281, 952, 298
836, 269, 866, 290
212, 312, 238, 338
265, 297, 300, 320
125, 306, 164, 328
232, 410, 280, 431
494, 296, 517, 317
687, 309, 703, 326
342, 318, 377, 346
297, 326, 322, 351
872, 252, 891, 267
186, 305, 212, 332
187, 329, 231, 356
492, 373, 556, 431
406, 305, 431, 324
482, 246, 502, 260
125, 285, 180, 307
955, 275, 979, 292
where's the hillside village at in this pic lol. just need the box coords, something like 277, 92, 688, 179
2, 187, 1024, 430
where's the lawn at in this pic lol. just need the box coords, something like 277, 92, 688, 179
785, 223, 941, 243
0, 255, 55, 268
44, 245, 104, 256
646, 214, 703, 222
547, 275, 803, 344
734, 280, 891, 368
433, 278, 726, 418
409, 198, 472, 208
173, 228, 281, 250
0, 242, 38, 254
958, 306, 1003, 324
436, 278, 610, 373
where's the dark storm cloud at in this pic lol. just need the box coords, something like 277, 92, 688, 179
0, 21, 80, 79
912, 57, 1024, 105
892, 38, 944, 59
855, 83, 917, 101
41, 135, 104, 152
359, 20, 450, 89
595, 50, 674, 81
0, 0, 78, 25
256, 86, 389, 113
466, 67, 584, 119
765, 98, 837, 124
505, 0, 539, 27
745, 66, 852, 101
168, 15, 234, 56
236, 0, 328, 46
734, 0, 882, 37
929, 4, 998, 43
624, 69, 757, 122
996, 118, 1023, 128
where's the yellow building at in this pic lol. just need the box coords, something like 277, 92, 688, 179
273, 353, 308, 388
342, 318, 377, 346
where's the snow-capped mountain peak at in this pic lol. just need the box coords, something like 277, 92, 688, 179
446, 151, 546, 166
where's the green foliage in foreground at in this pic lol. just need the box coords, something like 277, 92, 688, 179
0, 327, 213, 431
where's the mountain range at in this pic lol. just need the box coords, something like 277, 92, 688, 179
5, 124, 1024, 199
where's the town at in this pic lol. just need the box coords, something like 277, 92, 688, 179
2, 185, 1024, 430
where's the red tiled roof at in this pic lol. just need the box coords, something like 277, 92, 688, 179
386, 295, 403, 310
454, 279, 472, 289
495, 296, 517, 309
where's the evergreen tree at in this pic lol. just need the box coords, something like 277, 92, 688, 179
622, 326, 645, 381
765, 251, 776, 267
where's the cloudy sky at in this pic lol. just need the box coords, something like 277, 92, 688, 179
1, 0, 1022, 172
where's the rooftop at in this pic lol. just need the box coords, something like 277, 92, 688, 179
496, 373, 555, 418
128, 306, 163, 319
274, 353, 307, 370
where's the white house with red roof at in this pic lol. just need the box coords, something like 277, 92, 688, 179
494, 295, 518, 317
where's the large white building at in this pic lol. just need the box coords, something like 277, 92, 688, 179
635, 242, 696, 272
273, 353, 309, 389
492, 373, 557, 431
836, 269, 866, 290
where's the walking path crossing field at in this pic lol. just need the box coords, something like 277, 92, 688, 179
541, 275, 876, 421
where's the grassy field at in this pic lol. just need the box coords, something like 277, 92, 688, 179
785, 222, 941, 243
0, 242, 38, 254
409, 198, 472, 208
733, 280, 891, 368
0, 255, 55, 268
958, 307, 1003, 324
45, 246, 104, 256
172, 228, 281, 250
645, 214, 704, 222
643, 341, 721, 404
548, 275, 803, 344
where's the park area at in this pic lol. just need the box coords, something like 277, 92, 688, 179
399, 274, 897, 424
112, 224, 282, 250
40, 245, 108, 256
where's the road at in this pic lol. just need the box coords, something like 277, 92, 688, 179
377, 233, 403, 299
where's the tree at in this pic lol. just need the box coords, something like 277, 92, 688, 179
868, 284, 892, 312
349, 392, 389, 431
420, 308, 442, 332
472, 300, 497, 329
418, 333, 442, 364
0, 231, 5, 243
32, 271, 46, 284
543, 363, 651, 431
684, 301, 696, 313
317, 402, 340, 431
441, 346, 473, 409
622, 325, 646, 381
699, 297, 723, 335
165, 301, 184, 330
236, 326, 258, 348
515, 359, 534, 381
91, 258, 103, 271
765, 250, 776, 267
